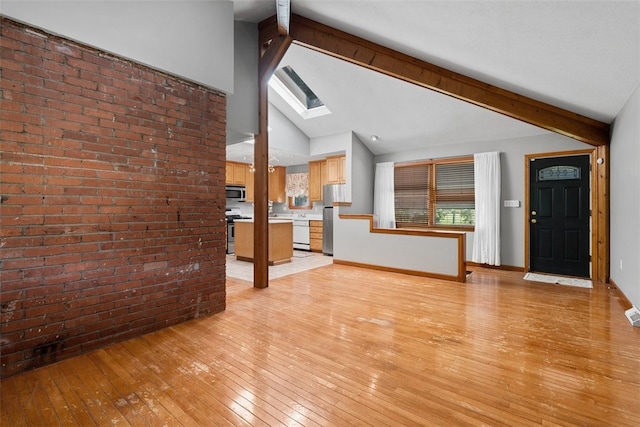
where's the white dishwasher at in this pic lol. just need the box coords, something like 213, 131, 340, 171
292, 219, 310, 250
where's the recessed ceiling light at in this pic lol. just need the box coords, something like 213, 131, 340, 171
371, 135, 380, 141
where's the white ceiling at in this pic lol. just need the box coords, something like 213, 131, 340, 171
229, 0, 640, 165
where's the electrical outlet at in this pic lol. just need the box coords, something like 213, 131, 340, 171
620, 259, 624, 270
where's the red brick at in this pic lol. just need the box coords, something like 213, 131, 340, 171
95, 100, 127, 115
25, 302, 66, 318
0, 110, 42, 125
1, 316, 46, 333
65, 112, 100, 126
41, 118, 81, 132
22, 265, 63, 279
23, 141, 71, 158
82, 52, 115, 69
46, 40, 82, 58
79, 123, 116, 138
63, 313, 100, 331
44, 253, 83, 266
23, 124, 64, 139
43, 272, 83, 286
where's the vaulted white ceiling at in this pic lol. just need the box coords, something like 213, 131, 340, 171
229, 0, 640, 164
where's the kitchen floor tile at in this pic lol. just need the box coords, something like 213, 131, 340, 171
226, 250, 333, 281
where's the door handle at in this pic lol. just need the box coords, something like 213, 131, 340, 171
531, 219, 537, 224
531, 211, 536, 216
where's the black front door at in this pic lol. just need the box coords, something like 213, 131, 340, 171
529, 155, 590, 278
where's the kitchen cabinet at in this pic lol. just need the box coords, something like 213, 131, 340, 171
321, 160, 327, 187
243, 165, 284, 203
234, 219, 293, 265
269, 166, 286, 203
226, 161, 247, 186
309, 220, 323, 252
326, 155, 346, 184
308, 160, 324, 202
245, 169, 254, 201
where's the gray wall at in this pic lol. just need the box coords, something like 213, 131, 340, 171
2, 1, 234, 92
610, 84, 640, 308
341, 133, 374, 214
287, 164, 309, 174
310, 131, 350, 158
227, 21, 259, 143
269, 105, 310, 156
375, 132, 590, 268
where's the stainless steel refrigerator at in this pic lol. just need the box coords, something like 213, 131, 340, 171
322, 184, 344, 255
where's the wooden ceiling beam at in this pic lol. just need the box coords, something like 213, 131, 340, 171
289, 14, 610, 147
258, 15, 279, 48
259, 34, 292, 85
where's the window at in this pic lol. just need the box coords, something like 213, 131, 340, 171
435, 162, 475, 226
280, 66, 325, 109
268, 66, 331, 120
394, 157, 474, 229
286, 172, 311, 210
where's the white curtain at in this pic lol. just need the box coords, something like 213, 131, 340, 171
285, 173, 308, 197
472, 152, 501, 265
374, 162, 396, 228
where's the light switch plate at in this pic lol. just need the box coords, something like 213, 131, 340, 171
504, 200, 520, 208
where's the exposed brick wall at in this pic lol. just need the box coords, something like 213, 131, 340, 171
0, 17, 227, 377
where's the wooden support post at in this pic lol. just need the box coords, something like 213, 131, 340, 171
254, 30, 292, 288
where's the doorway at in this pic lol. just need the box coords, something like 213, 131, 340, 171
528, 154, 591, 278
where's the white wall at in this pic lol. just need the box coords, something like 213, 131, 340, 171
2, 1, 234, 93
610, 84, 640, 308
375, 133, 590, 268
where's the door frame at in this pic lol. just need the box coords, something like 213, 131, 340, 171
524, 147, 609, 282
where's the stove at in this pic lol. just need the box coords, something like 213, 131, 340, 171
225, 208, 251, 254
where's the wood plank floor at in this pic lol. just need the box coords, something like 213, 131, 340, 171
2, 264, 639, 426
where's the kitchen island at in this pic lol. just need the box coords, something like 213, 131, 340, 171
234, 219, 293, 265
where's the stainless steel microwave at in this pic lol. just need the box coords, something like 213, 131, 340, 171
225, 185, 246, 201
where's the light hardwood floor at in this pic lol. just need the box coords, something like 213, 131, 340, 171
2, 264, 639, 426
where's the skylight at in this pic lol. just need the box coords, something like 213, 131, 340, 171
269, 65, 331, 120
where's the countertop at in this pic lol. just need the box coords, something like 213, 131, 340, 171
272, 215, 323, 221
234, 219, 293, 224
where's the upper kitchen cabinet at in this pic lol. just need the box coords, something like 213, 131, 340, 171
226, 161, 248, 186
269, 166, 286, 203
308, 160, 324, 202
242, 165, 285, 203
245, 170, 255, 202
326, 155, 346, 184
